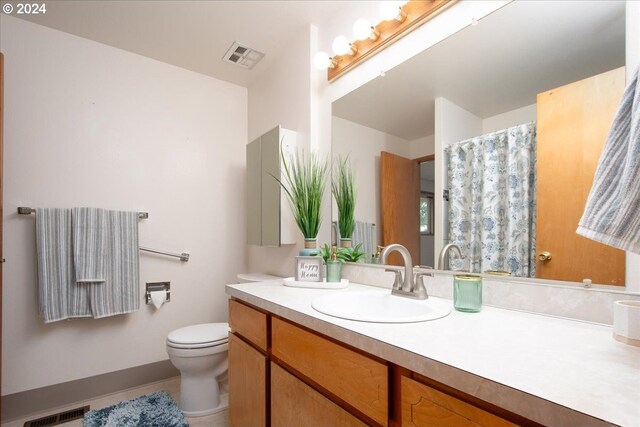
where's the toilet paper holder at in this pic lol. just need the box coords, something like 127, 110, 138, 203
145, 281, 171, 305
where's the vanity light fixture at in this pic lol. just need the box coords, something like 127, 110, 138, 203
353, 18, 380, 41
332, 35, 358, 56
321, 0, 457, 82
314, 51, 338, 70
380, 1, 408, 22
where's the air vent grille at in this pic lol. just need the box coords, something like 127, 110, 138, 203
24, 405, 90, 427
223, 42, 264, 69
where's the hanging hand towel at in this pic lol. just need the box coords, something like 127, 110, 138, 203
88, 210, 140, 318
352, 221, 376, 257
36, 208, 91, 323
577, 67, 640, 253
72, 207, 107, 283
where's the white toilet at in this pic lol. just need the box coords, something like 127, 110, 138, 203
166, 323, 229, 416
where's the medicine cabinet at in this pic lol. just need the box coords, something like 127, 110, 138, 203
246, 126, 297, 246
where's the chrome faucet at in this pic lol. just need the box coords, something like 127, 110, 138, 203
437, 243, 463, 270
380, 244, 428, 300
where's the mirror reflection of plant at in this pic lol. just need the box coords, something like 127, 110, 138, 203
274, 146, 328, 239
332, 155, 356, 240
320, 243, 366, 263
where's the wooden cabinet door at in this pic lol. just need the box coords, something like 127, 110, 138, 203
271, 362, 367, 427
381, 151, 420, 265
229, 333, 267, 427
271, 317, 388, 425
401, 376, 515, 427
536, 67, 625, 285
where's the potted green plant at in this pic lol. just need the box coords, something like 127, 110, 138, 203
332, 155, 356, 247
276, 147, 328, 255
321, 243, 366, 263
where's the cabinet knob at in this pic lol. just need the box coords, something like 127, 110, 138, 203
538, 251, 552, 262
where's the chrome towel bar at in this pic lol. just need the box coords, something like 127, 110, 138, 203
18, 206, 149, 219
18, 207, 189, 262
139, 246, 190, 262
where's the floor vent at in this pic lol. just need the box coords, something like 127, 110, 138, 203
24, 405, 90, 427
222, 41, 264, 69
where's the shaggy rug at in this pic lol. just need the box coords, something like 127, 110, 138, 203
84, 390, 189, 427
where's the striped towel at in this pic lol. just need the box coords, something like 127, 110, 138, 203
36, 208, 140, 322
577, 67, 640, 253
73, 208, 106, 283
36, 208, 92, 323
352, 221, 376, 256
89, 210, 140, 318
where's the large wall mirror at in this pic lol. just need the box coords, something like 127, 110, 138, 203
331, 1, 627, 286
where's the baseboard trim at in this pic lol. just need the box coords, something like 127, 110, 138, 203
1, 360, 179, 422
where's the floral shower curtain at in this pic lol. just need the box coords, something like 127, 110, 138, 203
446, 123, 537, 277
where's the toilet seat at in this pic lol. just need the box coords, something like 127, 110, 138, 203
167, 323, 229, 350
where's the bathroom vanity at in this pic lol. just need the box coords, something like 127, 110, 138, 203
226, 281, 640, 426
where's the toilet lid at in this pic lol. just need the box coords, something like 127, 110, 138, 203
167, 323, 229, 348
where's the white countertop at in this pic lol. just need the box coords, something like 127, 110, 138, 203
226, 281, 640, 427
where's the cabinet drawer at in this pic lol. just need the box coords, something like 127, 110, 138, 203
271, 317, 388, 426
271, 362, 367, 427
401, 376, 516, 427
229, 299, 268, 351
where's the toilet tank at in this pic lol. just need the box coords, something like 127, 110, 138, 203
237, 273, 283, 283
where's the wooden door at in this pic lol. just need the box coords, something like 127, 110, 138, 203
536, 67, 625, 285
228, 333, 267, 427
381, 151, 419, 265
271, 363, 367, 427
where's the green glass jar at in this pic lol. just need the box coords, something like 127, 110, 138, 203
453, 275, 482, 312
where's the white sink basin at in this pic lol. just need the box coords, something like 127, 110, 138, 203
311, 289, 451, 323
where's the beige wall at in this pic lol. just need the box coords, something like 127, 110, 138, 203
245, 25, 316, 278
331, 116, 411, 247
1, 16, 247, 394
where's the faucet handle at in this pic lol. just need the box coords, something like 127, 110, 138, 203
412, 271, 430, 299
385, 269, 403, 290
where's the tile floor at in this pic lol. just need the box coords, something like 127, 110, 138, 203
1, 377, 229, 427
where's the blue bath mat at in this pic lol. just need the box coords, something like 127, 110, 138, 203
84, 390, 189, 427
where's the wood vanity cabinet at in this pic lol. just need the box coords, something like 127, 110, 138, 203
400, 376, 516, 427
271, 362, 367, 427
271, 317, 388, 425
228, 300, 268, 427
228, 299, 524, 427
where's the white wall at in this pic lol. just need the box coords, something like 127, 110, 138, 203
434, 98, 483, 261
245, 26, 315, 278
331, 116, 410, 247
1, 16, 247, 394
482, 103, 537, 134
409, 135, 435, 159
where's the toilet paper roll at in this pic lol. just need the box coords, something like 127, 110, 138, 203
149, 290, 166, 309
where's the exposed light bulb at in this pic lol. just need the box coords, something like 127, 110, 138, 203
314, 51, 331, 70
332, 35, 351, 56
379, 1, 405, 21
353, 18, 373, 40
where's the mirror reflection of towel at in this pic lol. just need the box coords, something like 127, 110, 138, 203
578, 67, 640, 253
352, 221, 375, 256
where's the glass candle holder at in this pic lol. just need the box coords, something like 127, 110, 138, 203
453, 274, 482, 312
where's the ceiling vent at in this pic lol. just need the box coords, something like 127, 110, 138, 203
223, 42, 265, 69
